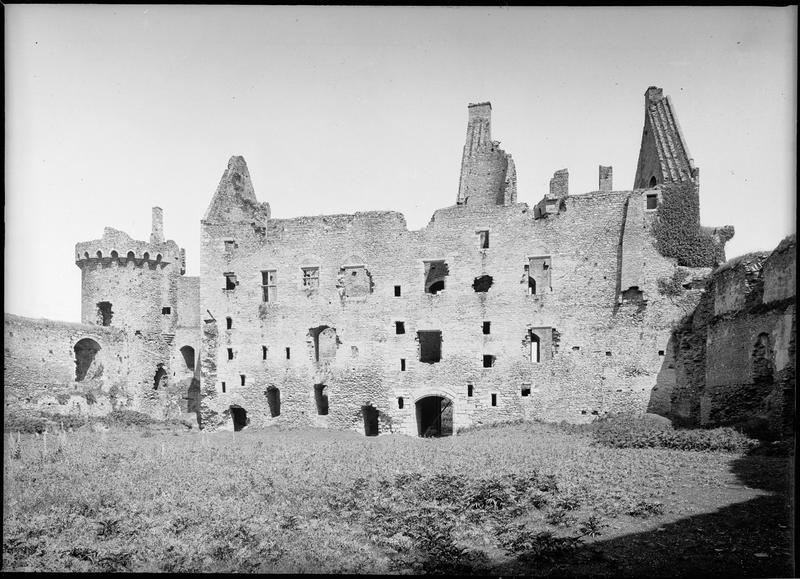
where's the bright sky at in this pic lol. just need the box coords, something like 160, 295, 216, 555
5, 6, 796, 323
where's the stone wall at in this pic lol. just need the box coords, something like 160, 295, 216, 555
664, 235, 796, 436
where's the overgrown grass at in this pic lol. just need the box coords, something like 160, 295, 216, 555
1, 421, 774, 573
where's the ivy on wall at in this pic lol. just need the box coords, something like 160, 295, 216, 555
652, 182, 727, 267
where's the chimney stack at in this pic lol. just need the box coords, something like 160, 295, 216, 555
150, 207, 164, 244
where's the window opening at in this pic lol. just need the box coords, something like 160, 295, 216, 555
262, 270, 277, 302
221, 381, 226, 393
286, 347, 291, 360
467, 383, 474, 397
161, 306, 171, 315
521, 384, 531, 397
97, 302, 113, 326
226, 317, 232, 330
227, 348, 234, 360
224, 240, 236, 253
483, 354, 495, 368
478, 230, 489, 249
224, 272, 237, 290
395, 321, 405, 334
400, 358, 406, 371
528, 256, 552, 294
483, 321, 491, 335
302, 267, 319, 290
240, 374, 246, 386
262, 346, 268, 360
527, 330, 545, 362
315, 384, 329, 415
398, 397, 404, 409
658, 350, 665, 356
418, 330, 442, 364
340, 265, 372, 297
424, 260, 449, 294
649, 176, 657, 188
491, 393, 497, 406
646, 194, 658, 210
394, 285, 402, 297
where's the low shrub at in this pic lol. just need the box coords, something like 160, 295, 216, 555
592, 413, 757, 452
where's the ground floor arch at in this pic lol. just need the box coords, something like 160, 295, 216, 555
230, 405, 248, 431
415, 395, 453, 437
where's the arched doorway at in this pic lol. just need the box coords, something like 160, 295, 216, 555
230, 406, 248, 431
415, 395, 453, 437
315, 384, 329, 415
266, 386, 281, 417
74, 338, 101, 381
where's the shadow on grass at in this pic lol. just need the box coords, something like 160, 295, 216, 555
490, 441, 794, 577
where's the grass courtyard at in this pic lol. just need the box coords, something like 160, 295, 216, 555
2, 420, 794, 575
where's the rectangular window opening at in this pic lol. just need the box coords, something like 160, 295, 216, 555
483, 354, 495, 368
226, 317, 233, 330
224, 240, 236, 252
262, 270, 277, 302
491, 393, 497, 406
646, 194, 658, 210
394, 285, 402, 297
395, 321, 405, 334
521, 384, 531, 397
262, 346, 268, 360
97, 301, 113, 326
398, 397, 404, 409
302, 267, 320, 289
224, 272, 237, 290
467, 383, 474, 397
286, 347, 291, 360
605, 351, 612, 357
227, 348, 234, 360
658, 350, 665, 356
161, 306, 171, 315
482, 321, 491, 335
418, 330, 442, 363
240, 375, 245, 386
221, 381, 226, 393
478, 230, 490, 249
400, 358, 406, 371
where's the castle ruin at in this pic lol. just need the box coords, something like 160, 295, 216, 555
4, 86, 794, 436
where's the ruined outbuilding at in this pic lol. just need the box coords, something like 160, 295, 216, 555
10, 86, 787, 437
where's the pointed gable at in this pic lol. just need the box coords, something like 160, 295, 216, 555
203, 156, 269, 223
633, 87, 699, 189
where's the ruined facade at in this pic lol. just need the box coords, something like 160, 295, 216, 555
653, 235, 796, 436
11, 86, 787, 437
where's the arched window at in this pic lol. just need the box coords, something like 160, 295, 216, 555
649, 176, 657, 188
153, 364, 167, 389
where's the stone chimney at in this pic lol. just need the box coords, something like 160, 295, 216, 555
150, 207, 164, 244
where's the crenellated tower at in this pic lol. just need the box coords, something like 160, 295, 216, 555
75, 208, 186, 336
456, 102, 517, 207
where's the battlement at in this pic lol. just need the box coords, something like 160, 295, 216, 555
75, 222, 185, 274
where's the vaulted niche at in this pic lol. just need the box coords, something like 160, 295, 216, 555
180, 345, 195, 372
315, 384, 329, 415
424, 260, 449, 294
340, 265, 372, 297
527, 256, 552, 294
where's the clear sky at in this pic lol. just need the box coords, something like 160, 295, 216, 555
5, 6, 796, 323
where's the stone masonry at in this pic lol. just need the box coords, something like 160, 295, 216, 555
7, 86, 778, 438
